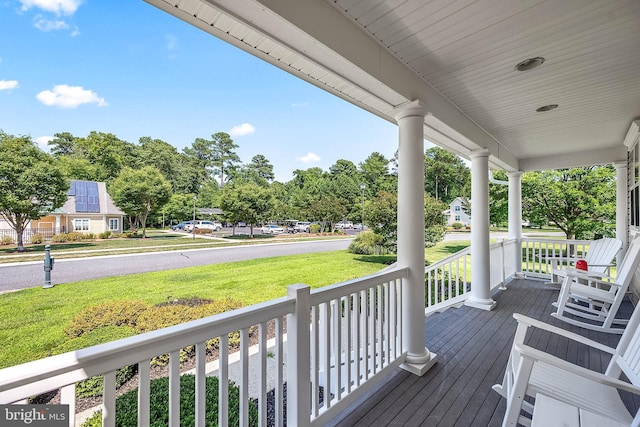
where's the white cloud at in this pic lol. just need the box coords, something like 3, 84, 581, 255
35, 135, 54, 151
34, 17, 69, 31
229, 123, 255, 137
0, 80, 19, 91
297, 152, 321, 163
20, 0, 82, 16
36, 84, 107, 108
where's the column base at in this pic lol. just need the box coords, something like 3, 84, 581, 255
465, 297, 497, 311
400, 350, 438, 376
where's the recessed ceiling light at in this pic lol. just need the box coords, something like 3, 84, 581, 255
515, 57, 545, 71
536, 104, 558, 112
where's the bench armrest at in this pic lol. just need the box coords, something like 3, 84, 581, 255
514, 343, 640, 396
512, 314, 616, 354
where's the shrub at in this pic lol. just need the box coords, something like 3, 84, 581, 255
0, 235, 14, 245
30, 233, 44, 244
65, 301, 151, 338
81, 375, 258, 427
51, 232, 89, 242
451, 222, 464, 230
84, 233, 95, 240
310, 223, 321, 233
135, 299, 245, 365
348, 231, 384, 255
123, 231, 140, 238
98, 231, 112, 239
76, 365, 137, 399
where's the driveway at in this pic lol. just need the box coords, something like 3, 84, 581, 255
0, 239, 352, 294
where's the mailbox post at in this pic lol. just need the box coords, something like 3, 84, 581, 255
43, 244, 54, 289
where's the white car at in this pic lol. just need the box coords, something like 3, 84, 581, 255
293, 221, 311, 232
185, 220, 222, 232
261, 224, 284, 235
336, 221, 353, 229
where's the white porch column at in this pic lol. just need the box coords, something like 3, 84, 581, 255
394, 100, 436, 376
54, 215, 61, 234
507, 171, 523, 276
465, 149, 496, 311
615, 161, 628, 264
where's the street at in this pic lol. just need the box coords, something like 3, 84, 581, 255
0, 239, 351, 293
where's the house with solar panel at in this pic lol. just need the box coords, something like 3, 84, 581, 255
32, 180, 125, 236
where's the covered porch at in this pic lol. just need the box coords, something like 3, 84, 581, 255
2, 0, 640, 425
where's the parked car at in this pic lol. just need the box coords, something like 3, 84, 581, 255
185, 220, 222, 232
261, 224, 284, 235
171, 221, 192, 231
293, 221, 311, 233
336, 221, 353, 229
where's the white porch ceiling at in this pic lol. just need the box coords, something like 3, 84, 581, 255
144, 0, 640, 172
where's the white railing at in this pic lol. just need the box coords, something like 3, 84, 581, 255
425, 238, 519, 314
308, 268, 407, 426
521, 238, 590, 279
0, 268, 408, 427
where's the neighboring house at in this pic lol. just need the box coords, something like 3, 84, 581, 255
443, 197, 471, 227
33, 181, 125, 235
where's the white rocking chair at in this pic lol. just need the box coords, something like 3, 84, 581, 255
493, 307, 640, 427
545, 237, 622, 285
550, 236, 640, 334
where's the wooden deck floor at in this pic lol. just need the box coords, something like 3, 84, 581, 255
326, 277, 635, 427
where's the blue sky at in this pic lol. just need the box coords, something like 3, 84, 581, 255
0, 0, 405, 182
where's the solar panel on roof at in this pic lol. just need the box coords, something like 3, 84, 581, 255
70, 180, 101, 213
87, 182, 100, 213
75, 181, 88, 212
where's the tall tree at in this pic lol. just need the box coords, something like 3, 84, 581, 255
489, 170, 509, 227
359, 152, 393, 196
0, 132, 68, 251
220, 182, 274, 237
522, 166, 616, 239
109, 166, 172, 238
211, 132, 241, 187
231, 154, 275, 186
424, 147, 470, 204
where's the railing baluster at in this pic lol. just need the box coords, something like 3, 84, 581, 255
169, 351, 180, 427
275, 317, 284, 427
138, 359, 151, 427
361, 289, 368, 381
259, 322, 267, 426
353, 292, 361, 388
344, 295, 352, 394
311, 305, 319, 417
377, 284, 383, 370
195, 342, 206, 427
219, 334, 229, 427
334, 299, 342, 401
239, 328, 249, 427
102, 370, 116, 427
60, 384, 75, 427
323, 302, 331, 408
368, 287, 375, 376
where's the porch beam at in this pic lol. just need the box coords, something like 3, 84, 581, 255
507, 171, 523, 276
394, 100, 437, 376
466, 149, 497, 311
519, 147, 626, 172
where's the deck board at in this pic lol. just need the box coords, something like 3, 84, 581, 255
326, 277, 634, 427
